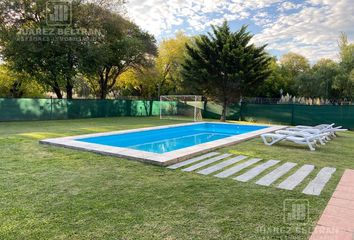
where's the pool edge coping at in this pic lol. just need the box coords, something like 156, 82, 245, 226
39, 122, 286, 166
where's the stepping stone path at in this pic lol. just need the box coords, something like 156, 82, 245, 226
167, 152, 337, 196
214, 158, 262, 178
277, 164, 315, 190
234, 160, 280, 182
256, 162, 297, 186
303, 167, 336, 196
197, 155, 247, 175
168, 152, 220, 170
182, 153, 232, 172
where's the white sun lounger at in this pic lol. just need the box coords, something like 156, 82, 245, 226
261, 131, 329, 151
275, 130, 328, 146
295, 124, 335, 130
289, 124, 348, 138
285, 128, 332, 141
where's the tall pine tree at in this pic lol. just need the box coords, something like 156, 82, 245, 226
182, 22, 271, 121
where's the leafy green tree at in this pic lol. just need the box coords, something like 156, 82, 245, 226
155, 31, 192, 96
256, 57, 287, 98
117, 67, 160, 98
294, 59, 338, 99
79, 4, 157, 99
338, 33, 354, 71
1, 0, 143, 99
280, 52, 310, 95
0, 65, 44, 97
312, 59, 339, 99
333, 33, 354, 100
333, 71, 354, 100
118, 32, 192, 99
295, 72, 320, 98
0, 0, 85, 99
182, 22, 272, 121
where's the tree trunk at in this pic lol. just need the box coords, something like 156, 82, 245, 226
220, 99, 227, 122
66, 81, 73, 99
98, 74, 108, 99
66, 51, 75, 99
98, 68, 113, 99
52, 84, 63, 99
149, 100, 153, 116
99, 85, 108, 99
100, 91, 106, 99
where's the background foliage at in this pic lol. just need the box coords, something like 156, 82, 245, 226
0, 1, 353, 104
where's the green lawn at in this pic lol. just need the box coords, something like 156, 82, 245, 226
1, 117, 353, 240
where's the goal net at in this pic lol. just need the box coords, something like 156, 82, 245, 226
160, 95, 204, 122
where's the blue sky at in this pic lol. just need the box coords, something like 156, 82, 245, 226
126, 0, 354, 62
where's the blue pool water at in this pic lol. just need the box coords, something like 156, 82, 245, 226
77, 123, 268, 154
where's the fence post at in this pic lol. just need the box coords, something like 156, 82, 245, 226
239, 101, 244, 121
50, 97, 53, 120
291, 103, 295, 126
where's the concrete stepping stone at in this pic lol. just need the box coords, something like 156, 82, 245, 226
278, 164, 315, 190
256, 162, 297, 186
167, 152, 220, 169
214, 158, 262, 178
302, 167, 336, 196
182, 153, 232, 172
197, 155, 248, 175
234, 160, 280, 182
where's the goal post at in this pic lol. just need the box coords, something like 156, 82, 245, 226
159, 95, 204, 122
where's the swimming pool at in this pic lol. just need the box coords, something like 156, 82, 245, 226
78, 123, 267, 154
40, 122, 284, 166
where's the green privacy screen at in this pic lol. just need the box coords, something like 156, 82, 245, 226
240, 104, 354, 129
240, 104, 293, 124
0, 98, 162, 121
0, 98, 353, 129
292, 105, 354, 129
203, 101, 241, 120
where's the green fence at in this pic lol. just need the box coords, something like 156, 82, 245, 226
240, 104, 354, 130
0, 98, 353, 129
203, 101, 241, 120
0, 98, 161, 121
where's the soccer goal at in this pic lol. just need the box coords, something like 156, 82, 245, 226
160, 95, 204, 122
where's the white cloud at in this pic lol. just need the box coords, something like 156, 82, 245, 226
126, 0, 282, 36
125, 0, 354, 62
126, 0, 225, 36
278, 2, 303, 12
252, 11, 273, 26
254, 0, 354, 61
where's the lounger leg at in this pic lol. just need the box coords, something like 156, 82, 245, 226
261, 135, 286, 146
261, 135, 272, 146
306, 139, 316, 151
318, 137, 326, 145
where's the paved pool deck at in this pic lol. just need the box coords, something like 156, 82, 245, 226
310, 169, 354, 240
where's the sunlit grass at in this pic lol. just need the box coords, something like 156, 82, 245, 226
0, 117, 353, 239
